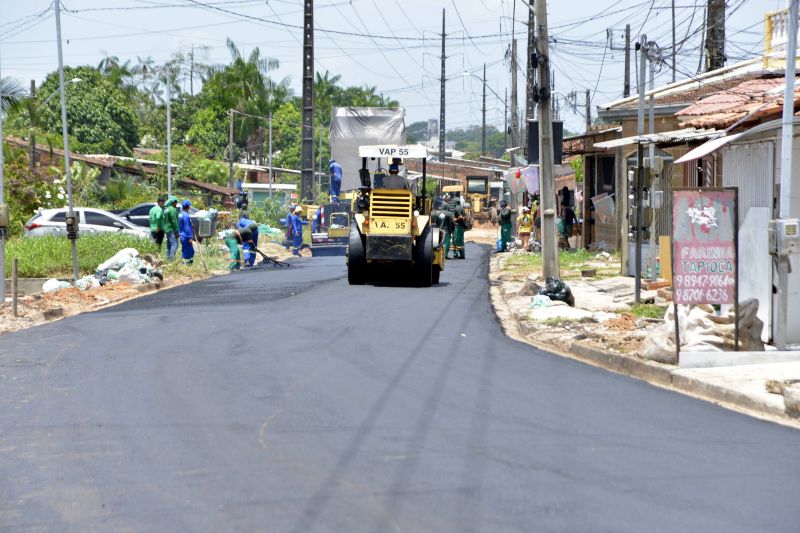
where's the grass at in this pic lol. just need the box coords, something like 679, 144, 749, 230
627, 303, 667, 320
503, 249, 621, 274
5, 234, 159, 278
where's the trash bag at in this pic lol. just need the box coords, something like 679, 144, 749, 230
42, 278, 72, 292
75, 275, 101, 291
530, 294, 551, 308
538, 277, 575, 307
97, 248, 139, 272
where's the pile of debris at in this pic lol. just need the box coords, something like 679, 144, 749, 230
42, 248, 163, 294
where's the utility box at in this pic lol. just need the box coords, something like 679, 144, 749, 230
770, 218, 800, 256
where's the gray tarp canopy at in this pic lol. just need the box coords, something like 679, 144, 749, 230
330, 107, 406, 191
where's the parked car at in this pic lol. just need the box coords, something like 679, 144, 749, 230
23, 207, 150, 238
117, 202, 206, 240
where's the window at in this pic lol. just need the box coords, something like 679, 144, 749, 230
48, 211, 67, 222
84, 211, 119, 227
131, 205, 152, 216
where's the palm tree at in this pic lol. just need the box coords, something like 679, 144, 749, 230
132, 55, 155, 90
97, 51, 121, 75
1, 76, 28, 118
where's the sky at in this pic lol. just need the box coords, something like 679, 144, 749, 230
0, 0, 780, 135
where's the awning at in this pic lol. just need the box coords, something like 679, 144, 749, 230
593, 128, 719, 149
673, 133, 743, 164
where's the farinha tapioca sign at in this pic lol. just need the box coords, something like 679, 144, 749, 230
671, 188, 738, 306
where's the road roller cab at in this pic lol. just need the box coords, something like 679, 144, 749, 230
347, 144, 445, 286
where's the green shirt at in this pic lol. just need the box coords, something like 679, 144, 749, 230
163, 205, 179, 233
148, 204, 164, 232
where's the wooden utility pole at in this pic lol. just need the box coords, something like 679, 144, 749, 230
534, 0, 559, 278
624, 24, 631, 97
300, 0, 315, 200
705, 0, 725, 71
585, 89, 591, 131
438, 9, 446, 162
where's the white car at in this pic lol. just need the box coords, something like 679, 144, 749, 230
24, 207, 150, 238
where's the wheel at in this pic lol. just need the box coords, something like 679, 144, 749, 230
413, 224, 433, 287
347, 227, 367, 285
432, 265, 441, 285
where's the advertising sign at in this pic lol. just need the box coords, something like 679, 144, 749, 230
671, 188, 737, 305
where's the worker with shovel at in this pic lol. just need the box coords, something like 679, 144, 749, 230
223, 223, 256, 270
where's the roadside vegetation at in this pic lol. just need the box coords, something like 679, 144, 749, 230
4, 234, 158, 278
503, 249, 620, 277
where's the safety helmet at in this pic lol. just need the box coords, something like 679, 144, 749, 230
294, 205, 303, 213
182, 200, 191, 209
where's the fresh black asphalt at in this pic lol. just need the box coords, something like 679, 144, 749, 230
1, 243, 799, 531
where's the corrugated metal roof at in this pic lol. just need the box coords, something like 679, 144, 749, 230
593, 128, 720, 149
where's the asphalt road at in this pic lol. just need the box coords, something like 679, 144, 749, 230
2, 243, 799, 532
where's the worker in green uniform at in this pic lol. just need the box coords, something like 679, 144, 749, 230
223, 223, 256, 270
163, 196, 180, 261
148, 195, 166, 251
452, 201, 467, 259
433, 197, 454, 259
498, 200, 514, 252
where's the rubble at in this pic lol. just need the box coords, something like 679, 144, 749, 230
641, 299, 765, 364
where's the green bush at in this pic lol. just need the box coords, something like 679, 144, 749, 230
5, 233, 158, 278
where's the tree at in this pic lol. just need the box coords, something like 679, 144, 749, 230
1, 77, 27, 118
270, 102, 302, 170
35, 66, 139, 156
132, 55, 155, 92
186, 107, 228, 159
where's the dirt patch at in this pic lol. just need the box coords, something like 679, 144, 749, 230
605, 313, 637, 332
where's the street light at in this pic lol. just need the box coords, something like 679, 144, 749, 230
40, 78, 81, 107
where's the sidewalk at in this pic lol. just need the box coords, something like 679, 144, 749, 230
485, 248, 800, 428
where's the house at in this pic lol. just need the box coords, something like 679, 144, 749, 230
675, 117, 800, 346
241, 183, 297, 207
591, 8, 797, 272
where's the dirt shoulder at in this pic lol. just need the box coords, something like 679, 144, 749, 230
0, 241, 296, 335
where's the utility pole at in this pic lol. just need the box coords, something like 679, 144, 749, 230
634, 35, 648, 304
510, 38, 519, 153
228, 109, 234, 189
54, 1, 79, 282
1, 49, 5, 303
166, 75, 172, 197
268, 111, 273, 199
439, 9, 446, 162
624, 24, 631, 97
585, 89, 591, 131
504, 88, 508, 150
705, 0, 726, 71
481, 63, 487, 156
776, 0, 798, 350
534, 0, 559, 278
526, 6, 536, 122
28, 80, 36, 170
300, 0, 315, 200
671, 0, 676, 82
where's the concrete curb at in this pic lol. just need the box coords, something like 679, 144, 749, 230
487, 252, 800, 428
670, 372, 788, 420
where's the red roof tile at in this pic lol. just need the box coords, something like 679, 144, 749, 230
677, 75, 800, 129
